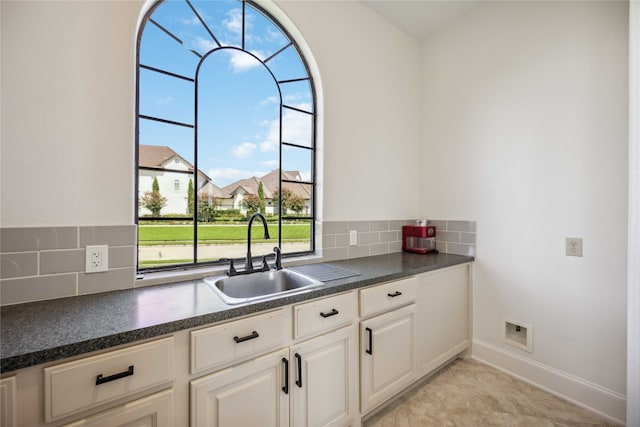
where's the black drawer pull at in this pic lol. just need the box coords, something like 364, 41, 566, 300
295, 353, 303, 388
320, 308, 339, 318
365, 327, 373, 355
234, 331, 259, 343
95, 365, 134, 385
387, 291, 402, 298
282, 358, 289, 394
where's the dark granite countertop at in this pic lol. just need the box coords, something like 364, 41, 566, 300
0, 252, 473, 373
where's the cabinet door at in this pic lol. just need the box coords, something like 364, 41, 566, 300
62, 389, 173, 427
190, 349, 289, 427
416, 265, 470, 376
290, 325, 356, 427
0, 376, 17, 427
360, 304, 416, 414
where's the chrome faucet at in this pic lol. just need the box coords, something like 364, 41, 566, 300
245, 213, 270, 272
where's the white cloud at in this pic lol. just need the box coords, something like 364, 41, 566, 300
194, 36, 217, 52
223, 8, 244, 34
227, 49, 265, 73
260, 96, 279, 106
261, 159, 278, 169
266, 27, 285, 44
258, 103, 312, 152
260, 119, 279, 152
181, 16, 200, 26
231, 142, 257, 159
281, 104, 312, 145
156, 96, 173, 105
209, 168, 267, 186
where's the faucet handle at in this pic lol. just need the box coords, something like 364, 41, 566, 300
222, 258, 236, 276
260, 255, 270, 271
272, 246, 282, 270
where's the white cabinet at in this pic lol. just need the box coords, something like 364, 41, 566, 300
359, 276, 417, 318
189, 328, 357, 427
360, 304, 416, 413
190, 348, 290, 427
290, 325, 356, 427
190, 292, 358, 427
44, 337, 174, 423
0, 376, 17, 427
190, 309, 287, 374
293, 292, 357, 340
4, 263, 471, 427
62, 389, 174, 427
416, 265, 470, 375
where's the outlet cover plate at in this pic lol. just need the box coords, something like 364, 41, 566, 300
565, 237, 583, 257
86, 245, 108, 273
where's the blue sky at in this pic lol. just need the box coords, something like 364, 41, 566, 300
139, 0, 313, 187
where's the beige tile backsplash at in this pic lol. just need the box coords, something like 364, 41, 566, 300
0, 219, 476, 305
1, 225, 136, 305
321, 219, 476, 261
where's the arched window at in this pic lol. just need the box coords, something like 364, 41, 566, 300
136, 0, 316, 272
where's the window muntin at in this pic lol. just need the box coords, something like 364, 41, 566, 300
136, 0, 316, 272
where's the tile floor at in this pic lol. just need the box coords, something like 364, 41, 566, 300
363, 358, 618, 427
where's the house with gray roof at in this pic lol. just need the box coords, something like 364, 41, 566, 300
138, 145, 210, 216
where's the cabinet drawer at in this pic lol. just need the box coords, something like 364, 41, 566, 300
62, 389, 173, 427
293, 292, 357, 339
191, 309, 287, 374
44, 337, 174, 422
359, 276, 417, 317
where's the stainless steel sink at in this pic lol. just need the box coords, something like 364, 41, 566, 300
204, 269, 322, 305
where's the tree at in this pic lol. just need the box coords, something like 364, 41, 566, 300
244, 194, 261, 214
273, 187, 293, 214
257, 181, 266, 214
140, 190, 167, 216
140, 177, 167, 216
288, 194, 305, 215
187, 179, 194, 215
197, 194, 215, 222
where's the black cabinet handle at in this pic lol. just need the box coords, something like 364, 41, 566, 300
282, 358, 289, 394
319, 308, 339, 318
387, 291, 402, 298
366, 327, 373, 355
95, 365, 134, 385
295, 353, 303, 388
234, 331, 259, 343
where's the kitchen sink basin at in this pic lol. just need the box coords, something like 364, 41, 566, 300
204, 269, 322, 305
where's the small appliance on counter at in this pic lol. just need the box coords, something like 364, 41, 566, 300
402, 222, 437, 254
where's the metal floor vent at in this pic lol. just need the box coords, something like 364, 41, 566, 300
289, 263, 360, 282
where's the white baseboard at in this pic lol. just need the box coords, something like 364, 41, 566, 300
472, 338, 626, 425
420, 340, 470, 377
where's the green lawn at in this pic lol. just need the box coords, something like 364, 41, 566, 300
139, 224, 310, 245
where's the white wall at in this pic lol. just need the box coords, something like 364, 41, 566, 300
272, 0, 422, 221
1, 0, 141, 226
627, 2, 640, 424
420, 0, 628, 419
0, 0, 422, 227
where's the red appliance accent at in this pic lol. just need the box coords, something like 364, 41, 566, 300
402, 226, 437, 254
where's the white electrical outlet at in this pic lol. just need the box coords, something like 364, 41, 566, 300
349, 230, 358, 246
565, 237, 583, 257
86, 245, 108, 273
